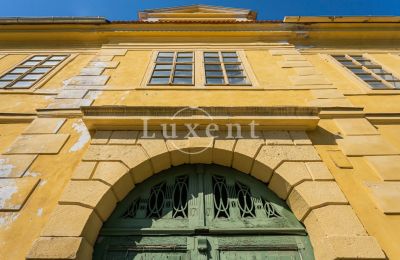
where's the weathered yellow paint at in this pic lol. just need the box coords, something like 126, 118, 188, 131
0, 123, 29, 153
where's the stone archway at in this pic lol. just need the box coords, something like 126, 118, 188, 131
27, 130, 385, 260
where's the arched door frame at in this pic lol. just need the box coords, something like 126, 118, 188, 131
27, 134, 384, 260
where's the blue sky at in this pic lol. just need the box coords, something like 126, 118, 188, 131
1, 0, 400, 20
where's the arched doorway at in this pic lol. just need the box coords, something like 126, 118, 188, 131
93, 164, 315, 259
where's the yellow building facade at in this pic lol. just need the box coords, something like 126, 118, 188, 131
0, 5, 400, 259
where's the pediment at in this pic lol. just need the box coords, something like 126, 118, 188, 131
138, 5, 257, 21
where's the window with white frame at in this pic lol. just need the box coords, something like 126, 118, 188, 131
0, 54, 68, 89
332, 54, 400, 89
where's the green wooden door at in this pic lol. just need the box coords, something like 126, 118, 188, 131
93, 164, 314, 260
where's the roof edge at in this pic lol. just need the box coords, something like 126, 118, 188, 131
0, 16, 109, 24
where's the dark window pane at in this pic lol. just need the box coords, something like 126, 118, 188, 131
205, 64, 222, 70
174, 70, 192, 77
223, 57, 239, 62
1, 74, 20, 80
175, 64, 192, 70
225, 64, 242, 70
31, 55, 48, 61
206, 77, 224, 85
358, 60, 375, 66
11, 68, 29, 74
176, 57, 192, 63
368, 81, 388, 89
156, 57, 173, 63
22, 61, 41, 66
358, 74, 377, 81
10, 81, 35, 88
228, 77, 247, 85
222, 52, 237, 57
392, 81, 400, 89
32, 68, 51, 73
226, 70, 244, 77
149, 77, 169, 84
173, 77, 192, 85
0, 81, 11, 88
339, 61, 355, 66
206, 71, 223, 77
155, 64, 172, 70
349, 68, 366, 74
332, 55, 346, 59
158, 52, 174, 57
22, 74, 44, 80
379, 74, 398, 81
153, 70, 171, 77
177, 52, 192, 57
42, 61, 60, 66
204, 57, 220, 63
204, 52, 219, 57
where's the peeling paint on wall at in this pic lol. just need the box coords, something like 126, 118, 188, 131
0, 212, 19, 230
0, 158, 15, 178
0, 180, 18, 209
37, 208, 43, 217
69, 119, 90, 152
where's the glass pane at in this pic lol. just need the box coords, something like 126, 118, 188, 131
174, 70, 192, 77
1, 74, 20, 80
206, 71, 223, 77
339, 61, 354, 66
205, 64, 222, 70
204, 52, 219, 57
177, 52, 192, 57
156, 57, 173, 63
369, 68, 386, 74
172, 77, 192, 85
0, 81, 11, 88
379, 74, 398, 81
223, 57, 239, 62
22, 61, 41, 66
49, 56, 67, 61
11, 68, 30, 74
368, 81, 388, 89
149, 77, 169, 84
176, 57, 192, 63
31, 55, 48, 61
392, 81, 400, 89
42, 61, 60, 66
206, 77, 224, 85
358, 60, 375, 66
22, 74, 44, 80
226, 70, 244, 77
175, 64, 192, 70
158, 52, 174, 57
153, 70, 171, 77
228, 77, 247, 85
32, 67, 51, 73
358, 74, 377, 81
351, 55, 367, 61
225, 64, 242, 70
10, 81, 35, 88
155, 64, 172, 70
349, 68, 366, 74
222, 52, 238, 57
204, 57, 220, 63
332, 55, 347, 60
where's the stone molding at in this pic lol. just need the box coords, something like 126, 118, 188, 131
27, 129, 385, 260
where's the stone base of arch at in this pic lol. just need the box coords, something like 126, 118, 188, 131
26, 130, 386, 260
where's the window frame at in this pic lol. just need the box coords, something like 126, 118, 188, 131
330, 54, 400, 90
147, 51, 195, 86
0, 54, 71, 90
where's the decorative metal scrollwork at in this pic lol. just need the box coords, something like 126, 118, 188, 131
213, 175, 230, 218
147, 182, 167, 218
235, 182, 256, 218
172, 175, 188, 218
122, 199, 139, 218
263, 198, 281, 218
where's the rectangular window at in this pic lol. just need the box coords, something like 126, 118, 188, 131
204, 51, 250, 86
332, 54, 400, 89
149, 51, 194, 85
0, 54, 68, 89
